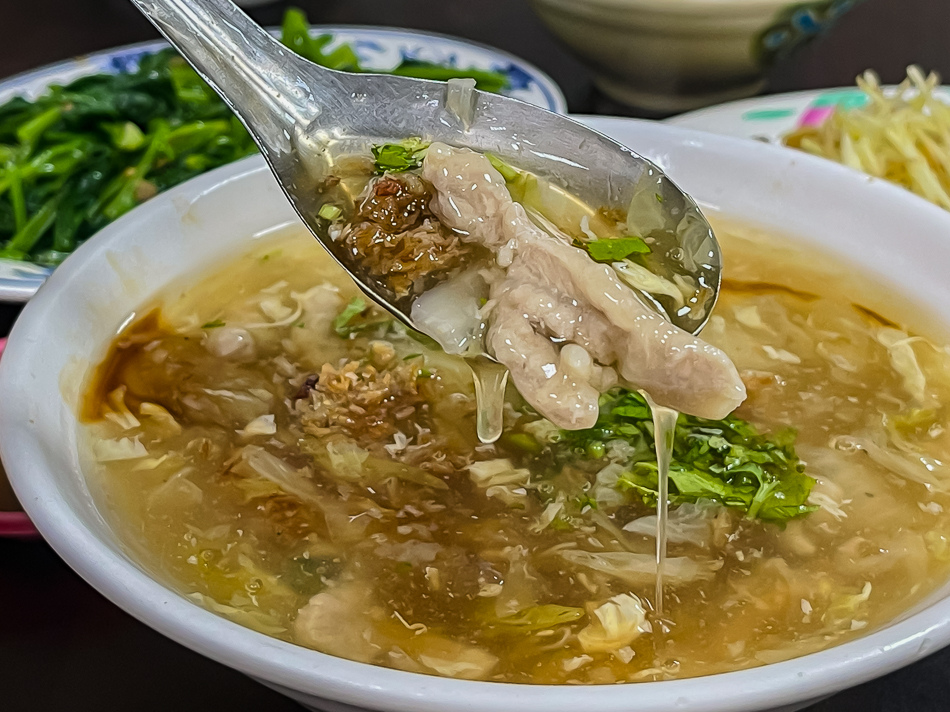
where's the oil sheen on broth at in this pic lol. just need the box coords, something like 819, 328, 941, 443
81, 219, 950, 684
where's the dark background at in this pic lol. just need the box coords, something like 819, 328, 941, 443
3, 0, 950, 710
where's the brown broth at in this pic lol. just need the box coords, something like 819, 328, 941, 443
81, 222, 950, 684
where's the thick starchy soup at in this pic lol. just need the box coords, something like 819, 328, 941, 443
81, 213, 950, 683
80, 140, 950, 684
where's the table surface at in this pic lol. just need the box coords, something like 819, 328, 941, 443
4, 0, 950, 710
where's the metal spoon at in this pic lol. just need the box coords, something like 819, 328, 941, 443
130, 0, 720, 336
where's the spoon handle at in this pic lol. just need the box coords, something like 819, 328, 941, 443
129, 0, 331, 153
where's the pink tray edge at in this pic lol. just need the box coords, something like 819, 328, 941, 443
0, 336, 41, 540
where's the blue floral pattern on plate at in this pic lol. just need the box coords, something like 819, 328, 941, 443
0, 26, 566, 302
755, 0, 866, 66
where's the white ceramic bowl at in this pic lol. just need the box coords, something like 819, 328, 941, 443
4, 118, 950, 712
529, 0, 864, 112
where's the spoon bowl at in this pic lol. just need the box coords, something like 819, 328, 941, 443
132, 0, 722, 333
131, 0, 721, 336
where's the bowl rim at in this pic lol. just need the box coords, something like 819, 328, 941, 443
0, 26, 567, 114
4, 117, 950, 711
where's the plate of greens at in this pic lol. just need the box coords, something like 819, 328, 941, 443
0, 9, 566, 302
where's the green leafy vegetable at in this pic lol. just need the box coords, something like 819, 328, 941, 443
390, 60, 509, 93
332, 296, 394, 338
0, 51, 256, 264
280, 8, 509, 92
280, 8, 362, 72
0, 8, 509, 264
554, 389, 817, 524
333, 296, 369, 337
495, 605, 585, 630
371, 139, 430, 174
583, 237, 651, 263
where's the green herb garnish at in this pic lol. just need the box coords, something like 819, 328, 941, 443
317, 203, 342, 221
333, 296, 369, 337
371, 139, 430, 174
583, 237, 651, 263
0, 8, 509, 265
202, 319, 226, 329
332, 296, 393, 338
555, 389, 817, 524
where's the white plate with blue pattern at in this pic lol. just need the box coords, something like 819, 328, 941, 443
0, 26, 567, 302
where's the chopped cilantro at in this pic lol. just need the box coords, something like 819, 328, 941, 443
555, 389, 817, 524
583, 237, 651, 263
332, 296, 393, 338
333, 296, 368, 335
371, 138, 429, 174
201, 319, 225, 329
576, 493, 598, 511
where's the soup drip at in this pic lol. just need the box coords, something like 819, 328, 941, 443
646, 396, 679, 655
468, 356, 510, 444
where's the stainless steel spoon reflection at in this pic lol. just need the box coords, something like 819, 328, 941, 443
130, 0, 721, 336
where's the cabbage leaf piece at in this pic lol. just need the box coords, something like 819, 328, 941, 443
495, 604, 585, 630
551, 389, 817, 524
332, 296, 393, 337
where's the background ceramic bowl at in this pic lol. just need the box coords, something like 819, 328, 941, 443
4, 118, 950, 712
529, 0, 864, 112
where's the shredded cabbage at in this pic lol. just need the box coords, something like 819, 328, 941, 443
833, 434, 950, 493
784, 66, 950, 210
623, 500, 726, 547
611, 259, 686, 308
558, 549, 721, 585
578, 593, 649, 654
876, 328, 928, 404
323, 438, 369, 480
139, 402, 182, 435
232, 445, 323, 506
94, 435, 149, 461
104, 386, 140, 431
187, 592, 286, 635
237, 414, 277, 437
